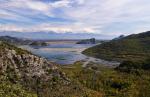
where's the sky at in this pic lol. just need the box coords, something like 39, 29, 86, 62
0, 0, 150, 39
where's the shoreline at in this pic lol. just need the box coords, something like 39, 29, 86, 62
19, 44, 120, 66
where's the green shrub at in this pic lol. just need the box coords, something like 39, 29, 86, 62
142, 58, 150, 70
0, 82, 37, 97
110, 80, 131, 90
116, 61, 143, 74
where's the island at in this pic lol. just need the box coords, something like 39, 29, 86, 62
76, 38, 96, 44
29, 41, 49, 46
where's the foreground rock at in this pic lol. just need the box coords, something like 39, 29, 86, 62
0, 42, 91, 97
0, 41, 68, 82
0, 41, 96, 97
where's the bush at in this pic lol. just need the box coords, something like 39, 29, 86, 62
142, 58, 150, 70
110, 80, 131, 90
116, 61, 143, 73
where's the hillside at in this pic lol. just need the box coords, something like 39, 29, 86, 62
61, 61, 150, 97
0, 41, 93, 97
0, 39, 150, 97
83, 31, 150, 62
0, 36, 48, 46
0, 36, 31, 45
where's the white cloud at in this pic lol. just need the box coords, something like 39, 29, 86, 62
0, 24, 24, 32
0, 0, 53, 18
1, 0, 150, 36
0, 23, 95, 33
26, 1, 50, 11
50, 0, 71, 8
63, 0, 150, 34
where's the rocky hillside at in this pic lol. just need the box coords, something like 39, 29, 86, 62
83, 31, 150, 62
0, 41, 90, 97
0, 42, 60, 81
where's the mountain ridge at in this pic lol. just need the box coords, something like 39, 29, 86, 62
0, 31, 114, 40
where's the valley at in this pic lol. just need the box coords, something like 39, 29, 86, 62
0, 31, 150, 97
1, 1, 150, 97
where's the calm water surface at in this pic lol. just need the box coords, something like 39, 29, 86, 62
20, 44, 94, 64
20, 43, 119, 66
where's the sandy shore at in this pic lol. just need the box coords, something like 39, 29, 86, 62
39, 47, 87, 53
46, 40, 78, 44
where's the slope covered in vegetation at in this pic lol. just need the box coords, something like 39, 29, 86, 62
83, 31, 150, 62
0, 36, 31, 45
1, 30, 150, 97
61, 61, 150, 97
0, 41, 95, 97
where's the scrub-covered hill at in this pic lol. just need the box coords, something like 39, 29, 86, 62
0, 41, 96, 97
83, 31, 150, 62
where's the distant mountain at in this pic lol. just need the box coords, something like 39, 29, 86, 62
83, 31, 150, 62
0, 31, 114, 40
0, 36, 31, 45
0, 36, 48, 46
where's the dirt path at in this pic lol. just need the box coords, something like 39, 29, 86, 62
82, 58, 93, 67
82, 57, 120, 68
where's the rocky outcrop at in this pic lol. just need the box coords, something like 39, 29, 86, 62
76, 38, 96, 44
0, 42, 102, 97
0, 42, 69, 84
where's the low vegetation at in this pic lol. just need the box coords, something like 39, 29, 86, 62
0, 41, 30, 55
1, 31, 150, 97
61, 61, 150, 97
0, 81, 37, 97
0, 41, 99, 97
83, 31, 150, 62
81, 31, 150, 97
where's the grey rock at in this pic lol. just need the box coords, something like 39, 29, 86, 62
0, 42, 69, 84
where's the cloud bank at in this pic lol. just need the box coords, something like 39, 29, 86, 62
0, 0, 150, 37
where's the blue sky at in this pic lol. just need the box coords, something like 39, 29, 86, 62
0, 0, 150, 38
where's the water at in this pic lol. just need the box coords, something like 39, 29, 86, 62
20, 44, 94, 64
20, 43, 120, 66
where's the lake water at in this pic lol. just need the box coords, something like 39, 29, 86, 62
20, 43, 94, 64
20, 43, 119, 66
